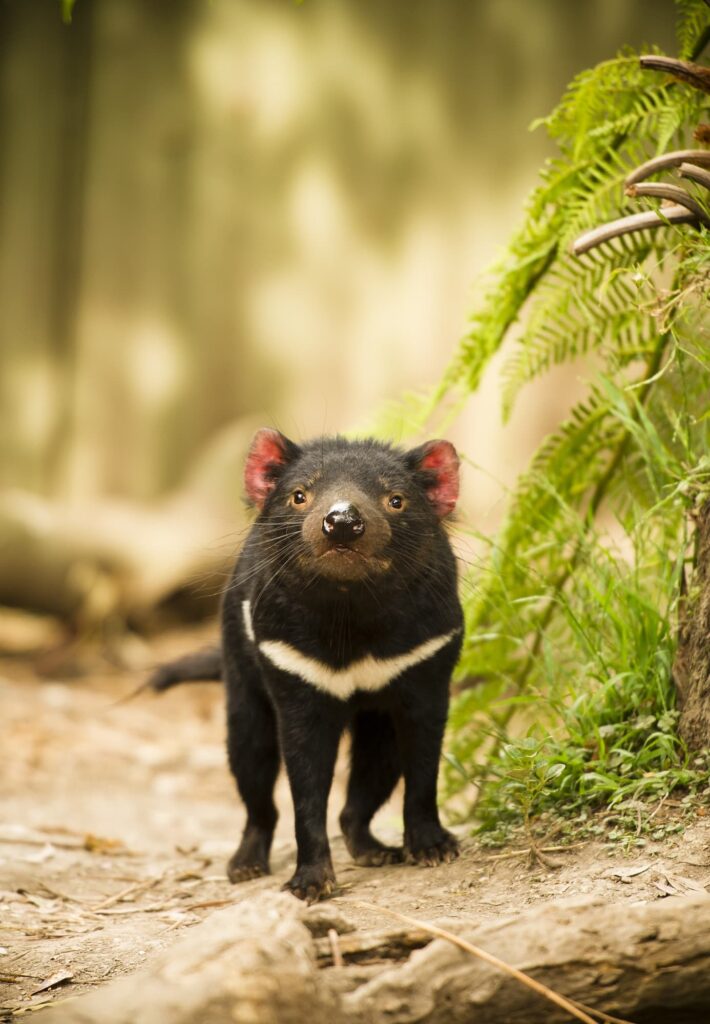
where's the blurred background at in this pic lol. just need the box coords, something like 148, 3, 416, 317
0, 0, 677, 651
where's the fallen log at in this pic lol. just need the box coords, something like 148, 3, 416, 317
0, 418, 256, 630
33, 892, 710, 1024
343, 894, 710, 1024
33, 893, 335, 1024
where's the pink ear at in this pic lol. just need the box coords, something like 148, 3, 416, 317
244, 429, 297, 509
408, 439, 459, 518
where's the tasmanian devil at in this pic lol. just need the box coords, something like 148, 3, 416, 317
150, 429, 463, 902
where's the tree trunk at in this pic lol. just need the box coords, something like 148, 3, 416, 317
674, 500, 710, 750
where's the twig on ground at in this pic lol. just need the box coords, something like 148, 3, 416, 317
0, 832, 136, 856
647, 793, 670, 825
523, 817, 563, 870
30, 970, 74, 997
92, 902, 177, 916
0, 972, 44, 982
0, 835, 84, 850
327, 928, 344, 968
91, 872, 167, 911
527, 841, 563, 870
184, 898, 238, 912
571, 1001, 641, 1024
34, 882, 88, 906
480, 843, 585, 862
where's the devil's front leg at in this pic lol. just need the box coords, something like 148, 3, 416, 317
393, 644, 460, 866
268, 673, 347, 902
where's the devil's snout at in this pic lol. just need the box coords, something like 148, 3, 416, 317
322, 502, 365, 543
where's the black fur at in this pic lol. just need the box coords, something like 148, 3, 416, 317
152, 433, 463, 902
148, 647, 221, 691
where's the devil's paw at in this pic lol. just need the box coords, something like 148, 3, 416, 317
405, 824, 460, 866
282, 861, 337, 903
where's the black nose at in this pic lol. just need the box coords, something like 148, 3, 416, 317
322, 503, 365, 544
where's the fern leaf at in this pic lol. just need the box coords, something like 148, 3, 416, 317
676, 0, 710, 60
458, 387, 621, 668
437, 37, 707, 407
499, 244, 662, 417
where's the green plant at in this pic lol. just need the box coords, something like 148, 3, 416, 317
61, 0, 76, 24
438, 0, 710, 834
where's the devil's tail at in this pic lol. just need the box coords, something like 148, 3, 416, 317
147, 646, 222, 692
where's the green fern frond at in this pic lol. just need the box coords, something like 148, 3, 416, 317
558, 142, 652, 249
499, 242, 666, 417
501, 308, 653, 421
676, 0, 710, 60
440, 60, 707, 407
584, 83, 704, 156
458, 387, 621, 667
653, 86, 707, 150
508, 390, 619, 528
538, 53, 651, 153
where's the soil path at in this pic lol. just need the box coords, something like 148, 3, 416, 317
2, 627, 709, 1020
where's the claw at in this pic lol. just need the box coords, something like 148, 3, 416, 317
405, 830, 460, 866
353, 847, 404, 867
227, 861, 268, 883
283, 863, 337, 903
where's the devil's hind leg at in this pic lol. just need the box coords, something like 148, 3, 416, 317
340, 710, 404, 866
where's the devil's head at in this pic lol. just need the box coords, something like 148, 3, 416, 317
243, 429, 459, 588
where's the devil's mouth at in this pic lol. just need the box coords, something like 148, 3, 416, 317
321, 545, 364, 558
300, 545, 390, 579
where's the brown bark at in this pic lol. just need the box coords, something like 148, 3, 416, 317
675, 500, 710, 750
342, 895, 710, 1024
313, 927, 432, 966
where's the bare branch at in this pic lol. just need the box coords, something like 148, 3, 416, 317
571, 205, 697, 256
625, 181, 710, 226
625, 149, 710, 186
679, 161, 710, 193
639, 55, 710, 94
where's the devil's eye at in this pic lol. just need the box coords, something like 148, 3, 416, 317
292, 489, 307, 505
388, 494, 404, 510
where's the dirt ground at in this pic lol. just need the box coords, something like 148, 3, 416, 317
2, 624, 710, 1021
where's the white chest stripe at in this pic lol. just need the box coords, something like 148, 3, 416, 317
242, 599, 255, 642
258, 630, 459, 700
242, 598, 458, 699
